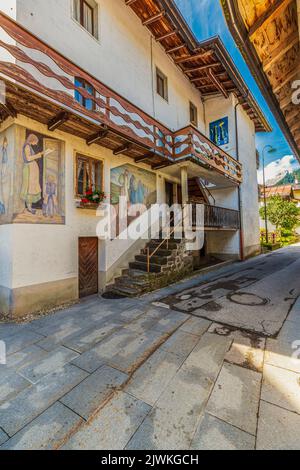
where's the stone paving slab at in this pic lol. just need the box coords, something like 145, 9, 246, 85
160, 330, 199, 359
62, 321, 123, 353
208, 324, 266, 372
265, 339, 300, 373
5, 345, 49, 370
0, 364, 88, 437
257, 400, 300, 450
191, 260, 300, 336
4, 330, 45, 356
190, 413, 255, 450
1, 402, 83, 450
125, 349, 185, 406
63, 391, 151, 450
71, 328, 138, 373
179, 317, 211, 336
18, 346, 79, 384
261, 364, 300, 415
0, 367, 31, 405
0, 429, 9, 446
182, 333, 232, 381
150, 313, 188, 335
277, 319, 300, 345
60, 365, 128, 420
126, 367, 213, 450
207, 362, 261, 435
108, 329, 169, 374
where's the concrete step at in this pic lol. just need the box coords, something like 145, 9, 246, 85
147, 241, 181, 251
114, 275, 149, 287
129, 261, 163, 273
107, 285, 142, 297
135, 254, 169, 265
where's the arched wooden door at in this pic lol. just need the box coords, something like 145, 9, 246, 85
78, 237, 98, 298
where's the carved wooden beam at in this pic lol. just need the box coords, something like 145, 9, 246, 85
86, 126, 108, 146
142, 11, 166, 26
175, 50, 213, 64
184, 62, 221, 74
113, 143, 133, 155
0, 100, 17, 118
48, 111, 69, 131
248, 0, 291, 38
207, 68, 229, 99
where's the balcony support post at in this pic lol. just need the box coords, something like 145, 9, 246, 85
181, 166, 189, 205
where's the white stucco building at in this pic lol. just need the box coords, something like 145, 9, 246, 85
0, 0, 270, 319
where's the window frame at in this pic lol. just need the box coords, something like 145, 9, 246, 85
189, 101, 198, 127
75, 77, 96, 111
75, 153, 104, 197
156, 67, 168, 102
73, 0, 98, 39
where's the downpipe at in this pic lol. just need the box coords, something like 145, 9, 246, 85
235, 102, 244, 261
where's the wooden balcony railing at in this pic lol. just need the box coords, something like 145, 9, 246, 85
174, 126, 242, 183
0, 12, 242, 184
191, 204, 240, 230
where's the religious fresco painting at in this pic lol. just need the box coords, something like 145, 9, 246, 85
209, 117, 229, 146
0, 125, 65, 225
111, 163, 157, 208
0, 127, 14, 225
111, 163, 156, 233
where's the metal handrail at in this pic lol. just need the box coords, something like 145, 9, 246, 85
146, 216, 184, 273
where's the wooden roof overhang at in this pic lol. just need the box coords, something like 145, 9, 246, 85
221, 0, 300, 161
0, 10, 241, 184
125, 0, 271, 133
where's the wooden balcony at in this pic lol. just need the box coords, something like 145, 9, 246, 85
191, 204, 240, 231
0, 12, 242, 184
174, 126, 242, 183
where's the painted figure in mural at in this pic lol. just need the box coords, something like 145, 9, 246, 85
20, 134, 52, 214
0, 136, 9, 215
43, 175, 58, 218
129, 174, 138, 204
137, 180, 145, 204
118, 169, 130, 202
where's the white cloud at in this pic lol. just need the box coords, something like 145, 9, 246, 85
257, 155, 298, 185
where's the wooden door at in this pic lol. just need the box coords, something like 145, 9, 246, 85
79, 237, 98, 298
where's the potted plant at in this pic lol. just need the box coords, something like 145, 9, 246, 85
79, 188, 106, 209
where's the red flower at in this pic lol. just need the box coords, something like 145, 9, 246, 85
81, 198, 89, 204
86, 190, 93, 196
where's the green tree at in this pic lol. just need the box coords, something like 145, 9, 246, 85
260, 195, 300, 231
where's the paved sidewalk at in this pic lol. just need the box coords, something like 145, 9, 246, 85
0, 245, 300, 450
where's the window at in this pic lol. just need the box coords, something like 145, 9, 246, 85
189, 102, 198, 127
73, 0, 98, 38
156, 68, 168, 101
75, 77, 95, 111
76, 154, 103, 196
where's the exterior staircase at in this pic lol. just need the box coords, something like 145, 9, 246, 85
105, 236, 194, 297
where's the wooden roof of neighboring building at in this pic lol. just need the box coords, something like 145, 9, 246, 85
221, 0, 300, 161
125, 0, 271, 133
260, 184, 294, 198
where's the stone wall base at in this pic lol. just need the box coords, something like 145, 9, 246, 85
0, 278, 78, 321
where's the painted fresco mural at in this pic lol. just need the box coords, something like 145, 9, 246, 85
0, 125, 65, 225
111, 163, 157, 208
209, 117, 229, 146
111, 163, 156, 233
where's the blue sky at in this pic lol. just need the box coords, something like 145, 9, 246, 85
174, 0, 299, 174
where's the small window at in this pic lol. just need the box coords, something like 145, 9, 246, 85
73, 0, 98, 38
75, 77, 95, 111
190, 102, 198, 127
76, 154, 103, 196
156, 68, 168, 101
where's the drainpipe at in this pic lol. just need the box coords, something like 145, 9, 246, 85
234, 101, 244, 261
